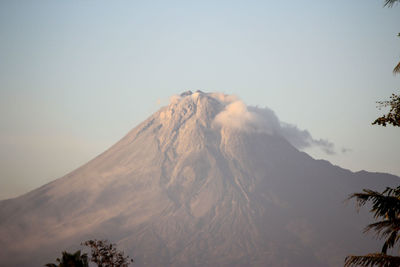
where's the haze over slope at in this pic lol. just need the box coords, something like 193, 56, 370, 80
0, 91, 398, 266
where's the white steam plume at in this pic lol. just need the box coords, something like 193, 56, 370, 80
210, 93, 336, 155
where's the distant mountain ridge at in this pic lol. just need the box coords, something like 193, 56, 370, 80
0, 91, 398, 266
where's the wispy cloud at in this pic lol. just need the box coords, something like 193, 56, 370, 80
209, 93, 336, 154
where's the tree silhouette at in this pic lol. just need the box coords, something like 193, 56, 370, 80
45, 250, 88, 267
46, 240, 132, 267
372, 94, 400, 127
82, 239, 133, 267
372, 1, 400, 127
344, 186, 400, 266
347, 2, 400, 261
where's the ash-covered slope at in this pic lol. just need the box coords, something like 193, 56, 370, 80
0, 91, 398, 267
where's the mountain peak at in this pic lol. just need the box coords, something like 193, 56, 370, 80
160, 91, 225, 129
164, 91, 263, 137
180, 90, 193, 97
179, 90, 205, 97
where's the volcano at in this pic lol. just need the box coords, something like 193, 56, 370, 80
0, 91, 398, 267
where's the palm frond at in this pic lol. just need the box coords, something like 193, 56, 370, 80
381, 231, 399, 254
393, 61, 400, 75
363, 219, 400, 254
345, 253, 400, 267
364, 219, 400, 237
384, 0, 400, 7
348, 187, 400, 220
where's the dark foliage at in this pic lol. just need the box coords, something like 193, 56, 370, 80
372, 94, 400, 127
45, 250, 88, 267
345, 253, 400, 267
372, 2, 400, 128
82, 239, 133, 267
345, 186, 400, 266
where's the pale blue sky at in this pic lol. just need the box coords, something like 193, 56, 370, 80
0, 0, 399, 199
